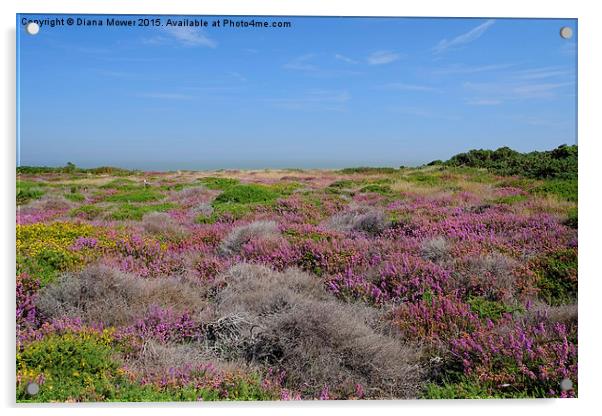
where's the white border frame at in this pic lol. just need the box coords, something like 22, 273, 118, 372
2, 1, 600, 415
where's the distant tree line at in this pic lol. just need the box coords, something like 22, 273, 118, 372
428, 144, 577, 180
17, 162, 136, 176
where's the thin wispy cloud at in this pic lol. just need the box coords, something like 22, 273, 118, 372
143, 27, 217, 48
367, 51, 401, 65
380, 83, 440, 92
465, 98, 502, 106
284, 54, 318, 71
166, 26, 217, 48
227, 71, 247, 82
463, 80, 574, 102
432, 63, 515, 75
434, 19, 495, 54
265, 89, 351, 111
513, 67, 572, 80
335, 54, 358, 64
283, 54, 361, 77
138, 92, 194, 100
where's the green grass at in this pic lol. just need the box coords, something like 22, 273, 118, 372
565, 207, 578, 228
111, 203, 175, 221
104, 189, 165, 203
338, 167, 398, 175
70, 204, 103, 220
536, 248, 578, 305
197, 177, 240, 190
359, 184, 393, 195
64, 193, 85, 202
17, 180, 45, 205
197, 182, 297, 223
100, 178, 140, 191
491, 194, 528, 205
195, 202, 258, 224
467, 297, 523, 321
422, 378, 531, 399
213, 184, 280, 205
533, 178, 577, 202
17, 332, 277, 402
403, 172, 441, 186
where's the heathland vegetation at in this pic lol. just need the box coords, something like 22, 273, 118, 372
16, 145, 577, 401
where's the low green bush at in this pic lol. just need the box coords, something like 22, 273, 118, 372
197, 177, 239, 190
105, 189, 165, 203
536, 248, 578, 305
64, 193, 85, 202
17, 180, 45, 205
533, 178, 577, 202
338, 167, 398, 175
359, 184, 393, 195
70, 205, 103, 220
111, 203, 175, 221
441, 144, 577, 180
213, 184, 279, 205
467, 297, 523, 321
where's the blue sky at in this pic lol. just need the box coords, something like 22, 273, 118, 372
17, 15, 577, 170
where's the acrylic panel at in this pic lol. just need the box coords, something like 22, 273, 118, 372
16, 14, 577, 402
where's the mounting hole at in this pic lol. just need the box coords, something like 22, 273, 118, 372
559, 378, 573, 391
26, 22, 40, 36
560, 26, 573, 40
26, 382, 40, 395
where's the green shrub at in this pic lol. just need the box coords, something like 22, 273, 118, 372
328, 180, 358, 189
197, 177, 239, 190
17, 180, 45, 205
196, 202, 255, 224
467, 297, 523, 321
536, 248, 578, 305
422, 378, 529, 399
16, 253, 63, 287
70, 205, 103, 220
17, 332, 119, 402
444, 145, 577, 180
100, 178, 140, 191
359, 184, 393, 195
565, 208, 578, 228
213, 184, 279, 205
404, 173, 440, 186
64, 193, 85, 202
533, 178, 577, 202
105, 189, 165, 203
338, 167, 397, 175
491, 194, 528, 205
17, 332, 277, 402
111, 203, 175, 221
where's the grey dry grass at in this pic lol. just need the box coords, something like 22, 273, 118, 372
210, 263, 424, 399
37, 264, 209, 327
219, 220, 280, 256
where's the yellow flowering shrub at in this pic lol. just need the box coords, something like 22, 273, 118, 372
17, 329, 119, 402
16, 222, 116, 286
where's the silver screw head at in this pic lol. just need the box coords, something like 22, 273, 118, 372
25, 22, 40, 35
559, 378, 573, 391
25, 382, 40, 395
560, 26, 573, 40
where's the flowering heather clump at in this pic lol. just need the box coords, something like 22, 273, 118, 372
118, 306, 204, 345
450, 319, 577, 398
391, 294, 481, 348
110, 234, 185, 278
14, 162, 577, 401
16, 273, 40, 328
